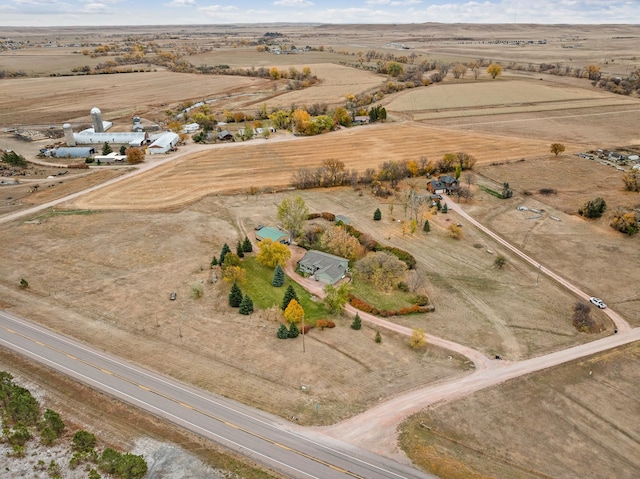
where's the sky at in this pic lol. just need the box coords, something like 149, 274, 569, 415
0, 0, 639, 27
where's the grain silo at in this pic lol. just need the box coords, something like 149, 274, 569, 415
91, 107, 104, 133
63, 123, 76, 146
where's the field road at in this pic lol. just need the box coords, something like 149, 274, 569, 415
445, 198, 632, 333
0, 310, 435, 479
322, 327, 640, 456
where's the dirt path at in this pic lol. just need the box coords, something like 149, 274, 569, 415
445, 196, 632, 333
279, 199, 637, 464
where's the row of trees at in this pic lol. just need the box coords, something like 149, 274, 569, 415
291, 153, 476, 191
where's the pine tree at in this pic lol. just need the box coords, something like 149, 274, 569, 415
281, 285, 299, 310
101, 142, 112, 156
442, 203, 449, 213
375, 330, 382, 343
272, 264, 285, 287
236, 241, 245, 258
277, 324, 289, 339
239, 295, 254, 315
219, 243, 231, 264
350, 312, 362, 330
373, 208, 382, 221
228, 282, 242, 307
242, 236, 253, 253
423, 220, 430, 233
288, 322, 299, 338
210, 255, 218, 267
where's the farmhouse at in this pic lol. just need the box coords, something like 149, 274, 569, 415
255, 226, 290, 244
427, 175, 459, 194
298, 250, 349, 285
217, 130, 234, 141
148, 132, 179, 154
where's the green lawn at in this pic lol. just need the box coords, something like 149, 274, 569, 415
241, 258, 330, 321
350, 279, 416, 311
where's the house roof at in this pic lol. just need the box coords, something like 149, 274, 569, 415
439, 175, 458, 184
298, 250, 348, 284
256, 226, 289, 242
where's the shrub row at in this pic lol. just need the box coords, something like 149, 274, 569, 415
343, 224, 416, 269
348, 295, 431, 317
307, 212, 336, 221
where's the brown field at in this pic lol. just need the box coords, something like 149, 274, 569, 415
400, 342, 640, 479
70, 122, 572, 210
2, 23, 640, 479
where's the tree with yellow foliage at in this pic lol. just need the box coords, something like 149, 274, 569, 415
256, 238, 291, 268
284, 299, 304, 324
409, 329, 427, 349
486, 63, 503, 79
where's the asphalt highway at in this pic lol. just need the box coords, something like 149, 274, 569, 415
0, 310, 434, 479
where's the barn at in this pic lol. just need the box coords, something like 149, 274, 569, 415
148, 132, 180, 154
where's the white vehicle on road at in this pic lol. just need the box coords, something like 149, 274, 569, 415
589, 297, 607, 309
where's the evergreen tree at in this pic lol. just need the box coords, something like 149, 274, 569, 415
228, 282, 242, 307
242, 236, 253, 253
442, 203, 449, 213
236, 241, 245, 258
210, 255, 218, 267
219, 243, 231, 265
373, 208, 382, 221
101, 142, 112, 156
350, 312, 362, 330
281, 284, 299, 310
239, 295, 254, 315
375, 330, 382, 343
277, 324, 289, 339
119, 145, 127, 155
423, 219, 430, 233
272, 264, 285, 287
288, 322, 299, 338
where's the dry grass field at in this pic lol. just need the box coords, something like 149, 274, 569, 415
399, 342, 640, 479
2, 23, 640, 479
0, 195, 471, 426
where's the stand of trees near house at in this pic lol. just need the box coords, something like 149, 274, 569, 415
291, 152, 476, 191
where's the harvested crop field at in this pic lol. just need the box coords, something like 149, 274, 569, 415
71, 121, 566, 210
387, 76, 639, 119
0, 72, 270, 126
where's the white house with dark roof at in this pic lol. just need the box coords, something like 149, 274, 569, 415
298, 250, 349, 285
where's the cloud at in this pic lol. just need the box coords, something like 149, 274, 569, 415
273, 0, 314, 6
165, 0, 197, 6
366, 0, 422, 6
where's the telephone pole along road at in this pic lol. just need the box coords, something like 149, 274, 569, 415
0, 310, 435, 479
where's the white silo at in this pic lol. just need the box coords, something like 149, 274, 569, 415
91, 107, 104, 133
63, 123, 76, 146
